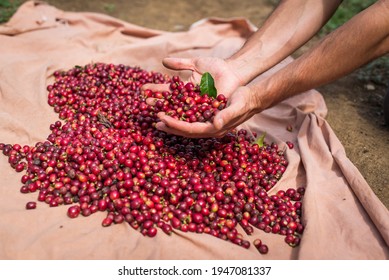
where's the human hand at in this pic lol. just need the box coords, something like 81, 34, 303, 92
162, 56, 243, 98
147, 86, 261, 138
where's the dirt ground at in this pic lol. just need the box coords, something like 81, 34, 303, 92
17, 0, 389, 210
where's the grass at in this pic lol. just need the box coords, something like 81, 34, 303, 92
320, 0, 388, 86
321, 0, 376, 34
0, 0, 21, 23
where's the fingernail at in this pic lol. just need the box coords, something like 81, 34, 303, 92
157, 112, 165, 119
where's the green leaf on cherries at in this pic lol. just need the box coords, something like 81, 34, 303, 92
200, 72, 217, 98
256, 132, 267, 147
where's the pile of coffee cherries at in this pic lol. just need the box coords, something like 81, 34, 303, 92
0, 63, 304, 254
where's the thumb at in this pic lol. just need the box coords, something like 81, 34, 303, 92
213, 93, 249, 131
213, 113, 225, 131
213, 104, 238, 131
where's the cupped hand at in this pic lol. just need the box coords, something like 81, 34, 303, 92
148, 86, 261, 138
162, 56, 243, 98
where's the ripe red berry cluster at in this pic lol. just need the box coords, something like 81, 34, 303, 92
143, 77, 227, 123
0, 63, 304, 253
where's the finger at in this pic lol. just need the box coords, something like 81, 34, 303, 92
141, 83, 170, 92
146, 97, 159, 106
156, 122, 217, 139
162, 57, 196, 72
213, 99, 249, 131
157, 113, 218, 138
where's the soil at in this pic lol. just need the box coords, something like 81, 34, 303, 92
17, 0, 389, 209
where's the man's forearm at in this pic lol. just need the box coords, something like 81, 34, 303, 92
227, 0, 342, 85
252, 0, 389, 110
